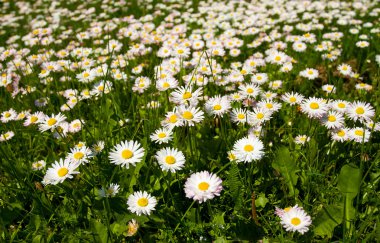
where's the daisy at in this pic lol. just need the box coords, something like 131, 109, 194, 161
184, 171, 223, 203
38, 113, 67, 132
281, 92, 304, 106
337, 64, 352, 76
67, 145, 93, 165
150, 127, 173, 144
300, 68, 319, 80
69, 119, 83, 133
91, 141, 105, 154
331, 128, 350, 142
278, 205, 312, 234
32, 160, 46, 171
247, 107, 272, 126
232, 135, 265, 163
155, 147, 185, 172
109, 140, 145, 169
99, 183, 120, 198
346, 101, 375, 123
322, 84, 336, 94
1, 109, 17, 123
0, 131, 15, 142
257, 99, 282, 113
156, 77, 178, 91
295, 135, 310, 145
126, 219, 139, 237
238, 83, 261, 98
330, 100, 349, 113
127, 191, 157, 216
349, 127, 370, 143
321, 111, 344, 129
161, 111, 184, 129
230, 108, 248, 124
23, 111, 45, 126
42, 158, 79, 185
178, 106, 205, 126
204, 95, 231, 117
300, 97, 328, 118
170, 86, 203, 106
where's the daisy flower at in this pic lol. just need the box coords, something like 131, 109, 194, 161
42, 158, 79, 185
247, 107, 272, 126
156, 77, 178, 91
99, 183, 120, 198
281, 92, 304, 105
178, 106, 205, 126
67, 145, 93, 165
24, 111, 45, 126
126, 219, 139, 237
38, 113, 67, 132
238, 83, 261, 98
337, 64, 352, 76
322, 84, 336, 94
1, 109, 17, 123
346, 101, 375, 123
330, 100, 349, 113
205, 95, 231, 117
0, 131, 15, 142
295, 135, 310, 145
32, 160, 46, 171
170, 86, 203, 105
109, 140, 145, 169
150, 127, 173, 144
92, 141, 105, 154
161, 111, 184, 129
349, 127, 370, 143
230, 108, 248, 124
331, 128, 350, 142
232, 135, 265, 163
300, 68, 319, 80
321, 111, 344, 129
257, 99, 282, 113
127, 191, 157, 216
184, 171, 223, 203
155, 147, 185, 172
278, 205, 312, 234
300, 97, 328, 118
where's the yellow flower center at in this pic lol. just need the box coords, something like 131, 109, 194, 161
237, 114, 245, 119
289, 97, 296, 103
198, 182, 209, 191
355, 107, 364, 115
73, 152, 84, 160
163, 82, 170, 88
257, 113, 264, 119
291, 217, 301, 226
310, 102, 319, 110
355, 130, 363, 136
275, 56, 281, 61
284, 207, 292, 212
338, 103, 345, 108
247, 88, 254, 94
47, 118, 57, 126
213, 104, 222, 110
266, 103, 273, 109
177, 49, 184, 54
121, 149, 133, 159
182, 111, 193, 120
58, 168, 69, 177
244, 145, 254, 152
337, 130, 345, 137
158, 133, 166, 138
328, 115, 336, 122
137, 198, 148, 207
4, 112, 11, 118
165, 156, 176, 164
169, 114, 177, 123
182, 92, 192, 99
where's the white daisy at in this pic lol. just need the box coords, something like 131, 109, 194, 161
184, 171, 223, 203
67, 145, 93, 165
232, 136, 265, 163
300, 97, 328, 118
127, 191, 157, 216
150, 127, 173, 144
278, 205, 312, 235
42, 158, 79, 185
321, 111, 344, 129
155, 147, 185, 172
109, 140, 145, 168
346, 101, 375, 123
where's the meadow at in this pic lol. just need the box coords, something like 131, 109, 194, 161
0, 0, 379, 242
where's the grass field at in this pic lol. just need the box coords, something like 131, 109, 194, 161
0, 0, 380, 242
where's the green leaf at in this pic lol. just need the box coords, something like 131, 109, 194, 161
255, 194, 269, 208
337, 164, 361, 200
32, 235, 43, 243
90, 219, 108, 243
272, 147, 299, 197
314, 205, 343, 238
